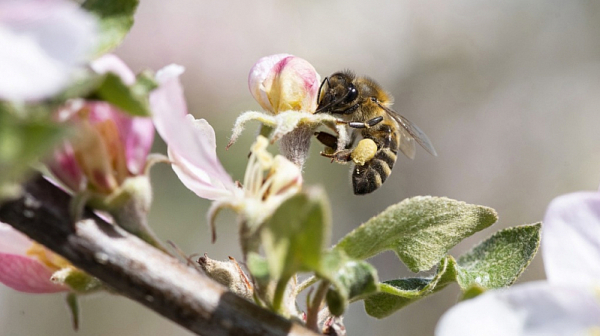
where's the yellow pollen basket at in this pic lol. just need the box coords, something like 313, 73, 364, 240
351, 139, 378, 165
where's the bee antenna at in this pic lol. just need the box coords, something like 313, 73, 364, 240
315, 77, 329, 113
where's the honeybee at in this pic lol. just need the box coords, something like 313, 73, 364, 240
315, 71, 437, 195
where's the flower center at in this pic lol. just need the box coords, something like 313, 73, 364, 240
71, 107, 129, 194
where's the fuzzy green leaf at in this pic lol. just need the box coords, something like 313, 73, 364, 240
262, 187, 330, 281
82, 0, 139, 56
321, 250, 378, 316
455, 223, 541, 290
363, 256, 456, 318
361, 223, 541, 318
335, 196, 498, 272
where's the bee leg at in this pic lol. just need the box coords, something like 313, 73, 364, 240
315, 131, 338, 150
321, 149, 353, 164
339, 116, 384, 129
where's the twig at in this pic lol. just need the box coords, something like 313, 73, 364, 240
0, 175, 319, 336
305, 280, 329, 331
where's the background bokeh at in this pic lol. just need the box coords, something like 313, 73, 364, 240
3, 1, 600, 335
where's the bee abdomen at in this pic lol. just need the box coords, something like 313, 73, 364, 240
352, 149, 397, 195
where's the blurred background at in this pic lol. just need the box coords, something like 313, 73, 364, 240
3, 0, 600, 335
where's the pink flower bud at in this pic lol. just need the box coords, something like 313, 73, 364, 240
49, 101, 154, 194
47, 56, 154, 194
248, 54, 321, 114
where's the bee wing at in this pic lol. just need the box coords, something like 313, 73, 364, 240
397, 127, 416, 159
380, 104, 438, 157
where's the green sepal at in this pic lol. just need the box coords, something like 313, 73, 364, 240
54, 268, 103, 293
53, 69, 158, 118
81, 0, 139, 56
66, 293, 80, 331
95, 72, 157, 117
335, 196, 498, 272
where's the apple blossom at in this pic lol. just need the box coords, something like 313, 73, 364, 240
43, 55, 169, 252
435, 192, 600, 336
47, 55, 154, 195
0, 0, 98, 101
229, 54, 349, 168
150, 65, 302, 251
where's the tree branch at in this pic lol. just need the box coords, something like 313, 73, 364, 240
0, 175, 319, 336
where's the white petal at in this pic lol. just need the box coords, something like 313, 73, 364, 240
0, 0, 97, 101
543, 192, 600, 288
150, 66, 235, 197
168, 147, 233, 201
436, 282, 600, 336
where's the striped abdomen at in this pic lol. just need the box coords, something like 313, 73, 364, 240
352, 126, 399, 195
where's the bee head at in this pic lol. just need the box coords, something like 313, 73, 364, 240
316, 71, 359, 114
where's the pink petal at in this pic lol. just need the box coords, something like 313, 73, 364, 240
150, 65, 235, 196
543, 192, 600, 287
46, 142, 84, 192
0, 222, 33, 255
249, 54, 321, 114
248, 54, 291, 113
266, 56, 321, 112
90, 54, 136, 85
123, 116, 155, 174
0, 253, 67, 293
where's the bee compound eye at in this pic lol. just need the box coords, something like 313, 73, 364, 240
344, 83, 358, 103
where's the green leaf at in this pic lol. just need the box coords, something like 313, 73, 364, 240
53, 71, 106, 103
247, 252, 270, 288
363, 256, 456, 318
0, 109, 66, 189
360, 223, 541, 318
261, 187, 330, 313
321, 250, 378, 316
82, 0, 139, 56
262, 187, 330, 280
335, 196, 498, 272
95, 72, 157, 117
455, 223, 541, 290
